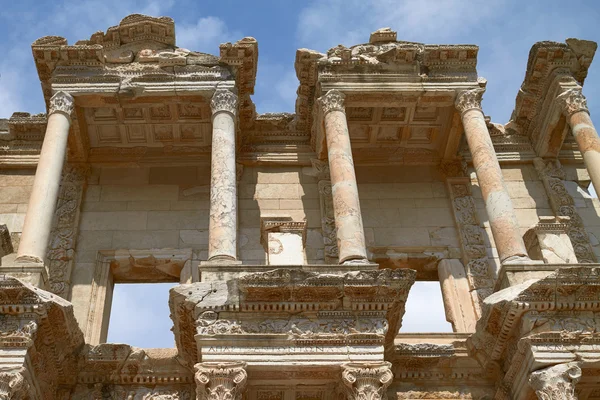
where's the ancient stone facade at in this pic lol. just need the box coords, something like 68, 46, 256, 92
0, 15, 599, 399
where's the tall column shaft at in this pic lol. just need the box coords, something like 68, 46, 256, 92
319, 90, 368, 264
456, 88, 529, 263
16, 92, 74, 264
559, 88, 600, 195
207, 89, 238, 262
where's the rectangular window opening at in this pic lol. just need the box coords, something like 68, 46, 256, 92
400, 281, 454, 333
106, 282, 177, 348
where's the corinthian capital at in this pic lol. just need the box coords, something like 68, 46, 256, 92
557, 87, 589, 117
211, 89, 238, 117
455, 88, 485, 115
195, 361, 247, 400
49, 91, 74, 119
319, 89, 346, 115
529, 362, 582, 400
341, 362, 393, 400
0, 368, 30, 399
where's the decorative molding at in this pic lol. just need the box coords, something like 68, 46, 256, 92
454, 88, 484, 115
319, 90, 346, 115
341, 362, 393, 400
195, 362, 247, 400
557, 87, 589, 117
529, 362, 582, 400
48, 91, 74, 119
211, 89, 238, 117
0, 368, 31, 400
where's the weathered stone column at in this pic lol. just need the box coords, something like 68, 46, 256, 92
455, 88, 529, 263
207, 89, 238, 262
558, 87, 600, 194
195, 361, 247, 400
341, 362, 393, 400
529, 362, 582, 399
319, 90, 368, 264
16, 91, 74, 264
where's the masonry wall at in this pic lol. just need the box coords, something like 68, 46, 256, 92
0, 169, 34, 254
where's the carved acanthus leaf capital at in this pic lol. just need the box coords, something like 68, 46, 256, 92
557, 87, 589, 117
341, 362, 393, 400
455, 88, 485, 115
529, 362, 582, 400
48, 91, 74, 119
0, 368, 30, 400
195, 362, 247, 400
319, 89, 346, 115
211, 89, 238, 117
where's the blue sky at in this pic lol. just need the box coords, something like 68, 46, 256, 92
1, 0, 599, 346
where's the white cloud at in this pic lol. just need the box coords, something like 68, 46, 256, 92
176, 16, 242, 53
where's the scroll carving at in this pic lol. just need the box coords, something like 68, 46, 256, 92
46, 164, 88, 298
533, 158, 596, 263
319, 89, 346, 115
48, 91, 74, 118
0, 368, 30, 400
341, 362, 393, 400
194, 362, 247, 400
211, 89, 238, 117
557, 87, 589, 117
529, 362, 582, 400
455, 88, 485, 115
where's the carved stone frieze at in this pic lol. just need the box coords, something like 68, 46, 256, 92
557, 87, 589, 117
341, 362, 393, 400
46, 164, 88, 298
529, 362, 582, 400
319, 90, 345, 115
194, 362, 247, 400
0, 368, 31, 400
48, 92, 74, 118
454, 88, 484, 115
533, 158, 596, 263
211, 89, 238, 117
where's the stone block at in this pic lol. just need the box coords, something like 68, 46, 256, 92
148, 166, 198, 185
83, 185, 102, 202
239, 210, 261, 228
299, 184, 320, 199
79, 211, 148, 231
501, 168, 525, 181
429, 227, 460, 247
279, 199, 320, 210
414, 198, 451, 208
82, 201, 128, 212
362, 209, 402, 228
99, 167, 149, 185
432, 182, 448, 198
378, 199, 414, 209
256, 170, 301, 184
394, 183, 434, 199
0, 213, 25, 233
126, 200, 171, 211
76, 231, 114, 253
0, 186, 31, 204
170, 200, 210, 210
179, 230, 209, 246
101, 185, 179, 202
373, 228, 430, 246
0, 171, 35, 186
253, 183, 300, 199
416, 208, 455, 227
16, 203, 28, 213
112, 230, 180, 249
305, 229, 324, 249
238, 229, 263, 250
0, 204, 18, 213
147, 210, 209, 230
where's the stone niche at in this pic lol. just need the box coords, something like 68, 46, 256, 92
260, 217, 307, 265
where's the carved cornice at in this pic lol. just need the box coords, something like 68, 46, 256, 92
341, 362, 393, 400
194, 362, 247, 400
455, 88, 485, 115
48, 91, 74, 119
529, 362, 582, 400
557, 87, 589, 117
319, 89, 346, 115
211, 89, 238, 117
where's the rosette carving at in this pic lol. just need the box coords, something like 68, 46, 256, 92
529, 362, 582, 400
210, 89, 238, 117
319, 89, 346, 115
195, 362, 247, 400
455, 88, 485, 115
341, 362, 393, 400
557, 87, 589, 117
48, 91, 74, 118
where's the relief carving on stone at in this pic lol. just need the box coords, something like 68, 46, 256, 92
319, 90, 346, 115
529, 362, 582, 400
0, 368, 31, 400
211, 89, 238, 117
454, 88, 484, 115
48, 91, 75, 118
533, 158, 596, 263
341, 362, 393, 400
195, 362, 247, 400
557, 87, 589, 117
46, 164, 88, 298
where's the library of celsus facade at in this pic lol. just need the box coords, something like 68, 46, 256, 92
2, 12, 600, 399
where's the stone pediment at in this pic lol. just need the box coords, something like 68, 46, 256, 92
170, 268, 416, 369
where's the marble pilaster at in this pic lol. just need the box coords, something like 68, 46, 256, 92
455, 88, 529, 263
319, 90, 368, 264
207, 89, 239, 262
558, 87, 600, 195
16, 91, 74, 264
